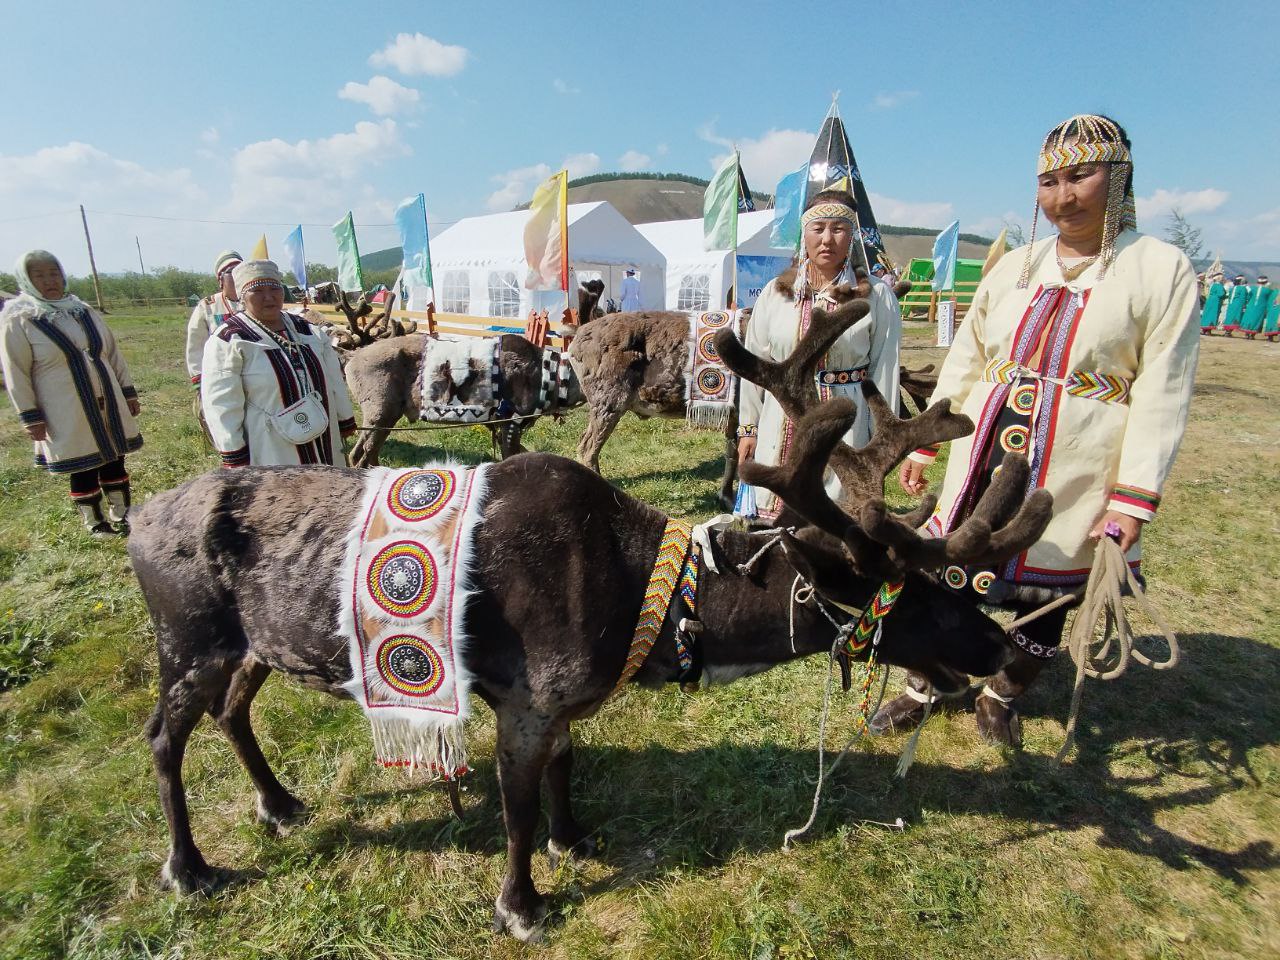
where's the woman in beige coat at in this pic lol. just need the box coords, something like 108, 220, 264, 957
0, 250, 143, 536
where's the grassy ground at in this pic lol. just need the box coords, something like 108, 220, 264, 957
0, 310, 1277, 960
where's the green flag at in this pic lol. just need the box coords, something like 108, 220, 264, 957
332, 211, 365, 293
703, 152, 740, 252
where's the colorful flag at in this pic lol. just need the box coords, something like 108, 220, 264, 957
981, 227, 1008, 278
806, 99, 884, 270
523, 170, 569, 290
769, 164, 807, 250
932, 219, 961, 292
737, 165, 756, 213
251, 234, 269, 260
282, 225, 307, 290
704, 152, 740, 252
395, 193, 434, 292
332, 212, 365, 293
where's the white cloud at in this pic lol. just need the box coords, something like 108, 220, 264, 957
369, 33, 468, 77
619, 150, 652, 172
200, 127, 220, 145
704, 125, 814, 190
485, 153, 601, 211
1136, 187, 1229, 221
552, 78, 580, 95
868, 192, 955, 228
968, 212, 1023, 238
656, 143, 669, 156
338, 76, 420, 116
871, 90, 919, 110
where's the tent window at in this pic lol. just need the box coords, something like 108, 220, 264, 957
441, 271, 470, 314
677, 273, 711, 312
487, 271, 521, 318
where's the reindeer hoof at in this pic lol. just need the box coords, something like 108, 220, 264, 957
868, 694, 926, 735
160, 856, 232, 896
492, 897, 547, 943
256, 792, 309, 835
548, 834, 599, 871
975, 698, 1023, 748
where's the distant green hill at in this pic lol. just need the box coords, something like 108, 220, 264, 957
360, 247, 404, 273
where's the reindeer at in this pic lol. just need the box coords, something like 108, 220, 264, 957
343, 281, 603, 467
130, 293, 1051, 943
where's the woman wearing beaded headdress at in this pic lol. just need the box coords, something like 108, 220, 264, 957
1239, 275, 1273, 340
877, 115, 1200, 746
1199, 267, 1226, 335
0, 250, 143, 536
736, 189, 901, 521
1221, 275, 1250, 336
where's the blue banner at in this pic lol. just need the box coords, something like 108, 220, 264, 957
932, 219, 960, 292
282, 225, 306, 290
395, 193, 434, 291
769, 165, 806, 250
736, 255, 794, 308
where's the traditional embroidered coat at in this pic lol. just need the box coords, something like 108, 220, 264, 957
909, 231, 1199, 592
1222, 283, 1251, 332
0, 296, 143, 474
1263, 299, 1280, 339
200, 311, 356, 467
185, 291, 239, 387
1240, 285, 1275, 334
1199, 280, 1226, 331
739, 275, 901, 519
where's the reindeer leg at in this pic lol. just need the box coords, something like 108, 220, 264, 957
577, 405, 624, 474
211, 657, 307, 833
974, 607, 1067, 747
492, 708, 554, 943
544, 728, 597, 870
148, 659, 236, 895
352, 408, 398, 468
719, 405, 740, 511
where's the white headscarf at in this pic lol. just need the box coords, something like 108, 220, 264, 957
13, 250, 84, 313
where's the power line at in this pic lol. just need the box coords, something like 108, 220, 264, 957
83, 209, 461, 229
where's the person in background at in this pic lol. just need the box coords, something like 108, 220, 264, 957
1239, 275, 1273, 340
884, 114, 1200, 746
619, 268, 642, 312
186, 250, 241, 392
0, 250, 142, 536
1262, 291, 1280, 342
1221, 274, 1251, 336
1199, 269, 1226, 335
201, 260, 355, 467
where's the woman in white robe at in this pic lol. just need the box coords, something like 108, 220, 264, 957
876, 115, 1200, 746
0, 250, 142, 536
737, 189, 901, 522
201, 260, 356, 467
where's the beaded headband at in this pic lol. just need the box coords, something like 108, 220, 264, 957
240, 277, 283, 293
1037, 139, 1131, 174
801, 202, 858, 227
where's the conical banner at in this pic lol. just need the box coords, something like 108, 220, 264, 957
805, 100, 885, 271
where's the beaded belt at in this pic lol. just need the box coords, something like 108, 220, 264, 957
982, 358, 1131, 405
815, 366, 868, 401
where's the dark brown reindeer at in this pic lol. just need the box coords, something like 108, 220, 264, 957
344, 281, 603, 467
130, 294, 1050, 943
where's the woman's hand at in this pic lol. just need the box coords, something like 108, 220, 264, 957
127, 397, 141, 416
899, 459, 929, 495
1089, 510, 1144, 552
737, 436, 757, 465
24, 423, 47, 442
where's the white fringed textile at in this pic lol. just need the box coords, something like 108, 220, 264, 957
685, 310, 739, 430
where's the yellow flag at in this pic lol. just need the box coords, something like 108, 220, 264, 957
251, 234, 269, 260
523, 171, 569, 290
982, 227, 1008, 277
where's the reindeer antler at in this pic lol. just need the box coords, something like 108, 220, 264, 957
719, 293, 1052, 578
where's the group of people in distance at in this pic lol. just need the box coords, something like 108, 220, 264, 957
0, 112, 1202, 745
1198, 271, 1279, 339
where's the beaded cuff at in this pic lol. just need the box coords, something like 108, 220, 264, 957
736, 424, 758, 439
18, 408, 45, 427
219, 445, 250, 468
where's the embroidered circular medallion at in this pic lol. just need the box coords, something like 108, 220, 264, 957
701, 311, 730, 328
375, 634, 445, 697
697, 331, 722, 364
972, 571, 996, 595
943, 565, 968, 590
697, 367, 727, 397
367, 540, 437, 618
999, 424, 1030, 454
1008, 383, 1037, 415
294, 411, 310, 425
387, 469, 455, 522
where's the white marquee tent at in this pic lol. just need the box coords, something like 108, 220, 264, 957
637, 210, 796, 312
428, 201, 665, 320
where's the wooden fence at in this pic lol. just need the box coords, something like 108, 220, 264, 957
898, 281, 980, 322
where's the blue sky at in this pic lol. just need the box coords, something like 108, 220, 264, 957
3, 0, 1278, 274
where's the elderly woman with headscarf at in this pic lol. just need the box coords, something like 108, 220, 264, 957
736, 188, 901, 522
185, 249, 242, 391
200, 259, 356, 467
878, 114, 1201, 746
0, 250, 143, 536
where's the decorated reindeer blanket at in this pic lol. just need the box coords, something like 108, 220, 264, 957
338, 464, 489, 776
686, 310, 739, 429
418, 335, 500, 423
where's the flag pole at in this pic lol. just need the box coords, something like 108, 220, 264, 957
560, 171, 570, 323
730, 150, 740, 310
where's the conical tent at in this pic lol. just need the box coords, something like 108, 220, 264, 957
805, 100, 885, 272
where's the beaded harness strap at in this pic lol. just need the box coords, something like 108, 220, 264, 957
611, 518, 693, 697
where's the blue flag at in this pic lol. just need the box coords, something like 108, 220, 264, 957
769, 165, 807, 250
932, 219, 960, 292
395, 193, 434, 291
282, 225, 306, 291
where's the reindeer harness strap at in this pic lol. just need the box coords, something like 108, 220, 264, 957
611, 518, 694, 697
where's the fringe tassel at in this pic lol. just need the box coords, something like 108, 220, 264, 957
370, 715, 469, 778
686, 401, 734, 430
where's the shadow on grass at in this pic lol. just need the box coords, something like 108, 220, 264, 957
292, 631, 1278, 895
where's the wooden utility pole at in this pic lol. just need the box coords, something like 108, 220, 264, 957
135, 236, 146, 275
79, 205, 105, 311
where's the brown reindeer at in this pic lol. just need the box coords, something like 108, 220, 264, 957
130, 294, 1050, 943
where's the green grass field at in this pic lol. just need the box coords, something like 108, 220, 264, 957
1, 310, 1277, 959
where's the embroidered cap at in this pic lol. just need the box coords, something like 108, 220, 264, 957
214, 249, 243, 278
232, 259, 284, 295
